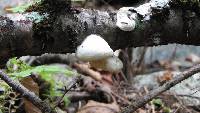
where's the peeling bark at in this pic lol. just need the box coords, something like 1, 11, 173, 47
1, 0, 200, 66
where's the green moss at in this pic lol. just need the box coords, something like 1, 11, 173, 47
135, 19, 145, 30
152, 99, 163, 108
25, 12, 48, 23
30, 0, 73, 48
0, 81, 12, 112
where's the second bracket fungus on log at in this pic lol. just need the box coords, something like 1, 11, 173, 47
116, 0, 170, 31
116, 7, 137, 31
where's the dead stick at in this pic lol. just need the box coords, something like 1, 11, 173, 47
0, 70, 53, 113
121, 64, 200, 113
53, 77, 80, 108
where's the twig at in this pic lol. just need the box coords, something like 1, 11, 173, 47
164, 93, 200, 100
136, 47, 147, 68
190, 88, 200, 95
150, 101, 156, 113
0, 70, 53, 113
121, 64, 200, 113
173, 105, 181, 113
111, 92, 131, 105
53, 77, 80, 109
67, 91, 91, 102
173, 94, 192, 113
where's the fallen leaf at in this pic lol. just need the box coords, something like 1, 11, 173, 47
77, 100, 120, 113
158, 71, 173, 85
21, 76, 41, 113
158, 60, 172, 69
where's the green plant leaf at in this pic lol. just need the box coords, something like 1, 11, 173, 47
8, 65, 74, 78
163, 107, 171, 113
152, 99, 163, 108
6, 57, 74, 106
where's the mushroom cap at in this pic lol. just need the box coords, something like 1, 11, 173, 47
76, 34, 114, 61
90, 55, 123, 73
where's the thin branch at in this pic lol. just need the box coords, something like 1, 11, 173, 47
0, 70, 53, 113
67, 91, 91, 102
53, 77, 80, 109
121, 64, 200, 113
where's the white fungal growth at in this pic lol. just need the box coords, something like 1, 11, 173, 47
116, 7, 137, 31
116, 0, 170, 30
114, 49, 121, 57
135, 0, 169, 17
76, 34, 123, 73
90, 55, 123, 73
76, 34, 114, 61
153, 37, 161, 44
151, 0, 170, 8
104, 55, 123, 73
135, 3, 152, 17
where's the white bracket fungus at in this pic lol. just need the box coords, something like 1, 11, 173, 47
116, 0, 170, 31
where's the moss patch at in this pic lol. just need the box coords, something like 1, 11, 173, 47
29, 0, 74, 51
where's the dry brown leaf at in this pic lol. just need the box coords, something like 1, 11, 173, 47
77, 100, 120, 113
4, 6, 13, 13
21, 76, 41, 113
158, 60, 172, 69
158, 71, 173, 85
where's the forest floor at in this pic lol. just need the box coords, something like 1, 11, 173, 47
0, 0, 200, 113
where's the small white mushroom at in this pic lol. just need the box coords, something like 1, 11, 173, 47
76, 34, 123, 73
76, 34, 113, 61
